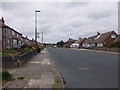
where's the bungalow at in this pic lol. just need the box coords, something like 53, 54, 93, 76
70, 43, 79, 48
82, 32, 100, 48
93, 31, 118, 47
64, 38, 76, 48
70, 40, 80, 48
78, 38, 86, 47
113, 34, 120, 42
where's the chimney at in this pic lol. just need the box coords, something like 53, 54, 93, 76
32, 38, 34, 40
97, 32, 100, 35
79, 37, 81, 40
26, 36, 28, 39
2, 17, 5, 23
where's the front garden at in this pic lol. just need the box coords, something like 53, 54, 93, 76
2, 42, 43, 56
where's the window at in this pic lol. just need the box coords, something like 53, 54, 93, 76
8, 39, 10, 44
17, 34, 19, 37
18, 41, 22, 44
111, 34, 116, 38
7, 29, 10, 34
12, 31, 15, 35
97, 43, 103, 47
91, 43, 95, 46
13, 39, 17, 44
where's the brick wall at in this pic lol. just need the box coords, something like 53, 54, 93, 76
104, 32, 118, 47
92, 47, 120, 53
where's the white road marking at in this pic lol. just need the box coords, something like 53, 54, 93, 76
41, 51, 47, 54
78, 67, 90, 71
29, 59, 51, 65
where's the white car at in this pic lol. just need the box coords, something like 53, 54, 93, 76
53, 45, 57, 48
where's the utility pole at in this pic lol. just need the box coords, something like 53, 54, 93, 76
42, 32, 43, 44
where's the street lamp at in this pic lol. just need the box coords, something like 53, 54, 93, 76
35, 10, 41, 49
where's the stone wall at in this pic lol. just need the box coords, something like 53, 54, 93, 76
2, 50, 37, 68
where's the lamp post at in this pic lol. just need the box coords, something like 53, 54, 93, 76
35, 10, 41, 49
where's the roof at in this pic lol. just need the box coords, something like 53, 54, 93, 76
79, 38, 86, 44
0, 19, 8, 28
83, 33, 100, 44
93, 31, 116, 43
0, 19, 22, 35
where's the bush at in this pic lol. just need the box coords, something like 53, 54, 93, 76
109, 41, 120, 48
2, 48, 17, 56
17, 77, 25, 80
2, 71, 13, 81
21, 47, 31, 54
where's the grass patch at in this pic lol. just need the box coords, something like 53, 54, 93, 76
55, 79, 62, 83
2, 71, 13, 81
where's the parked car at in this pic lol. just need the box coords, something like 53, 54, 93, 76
53, 45, 57, 48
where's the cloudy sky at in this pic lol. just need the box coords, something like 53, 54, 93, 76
1, 1, 118, 43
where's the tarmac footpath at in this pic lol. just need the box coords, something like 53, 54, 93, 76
2, 48, 65, 89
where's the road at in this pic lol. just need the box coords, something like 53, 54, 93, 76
48, 47, 118, 88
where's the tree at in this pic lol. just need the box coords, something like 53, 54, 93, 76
57, 40, 65, 47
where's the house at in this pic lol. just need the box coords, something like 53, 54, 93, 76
93, 31, 118, 47
11, 30, 22, 48
70, 43, 80, 48
64, 38, 76, 48
78, 38, 86, 47
0, 17, 22, 49
70, 39, 80, 48
21, 36, 30, 45
82, 32, 100, 48
113, 34, 120, 42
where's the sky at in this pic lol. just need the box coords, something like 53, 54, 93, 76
1, 0, 118, 43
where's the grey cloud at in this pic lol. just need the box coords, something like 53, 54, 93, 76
1, 2, 118, 43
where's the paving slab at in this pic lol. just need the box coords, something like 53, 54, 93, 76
3, 48, 65, 89
6, 80, 29, 88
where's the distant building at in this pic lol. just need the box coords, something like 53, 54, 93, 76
82, 32, 100, 48
21, 36, 31, 45
64, 38, 76, 48
70, 43, 80, 48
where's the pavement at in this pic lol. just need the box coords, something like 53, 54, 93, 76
48, 47, 118, 88
2, 48, 65, 89
70, 48, 120, 55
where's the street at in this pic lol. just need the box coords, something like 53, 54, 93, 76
48, 47, 118, 88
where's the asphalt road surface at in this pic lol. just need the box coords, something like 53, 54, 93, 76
48, 47, 118, 88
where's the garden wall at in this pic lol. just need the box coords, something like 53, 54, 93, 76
91, 47, 120, 53
2, 50, 37, 68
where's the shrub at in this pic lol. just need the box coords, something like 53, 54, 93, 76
2, 71, 13, 81
109, 41, 120, 48
21, 48, 31, 54
17, 77, 25, 80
